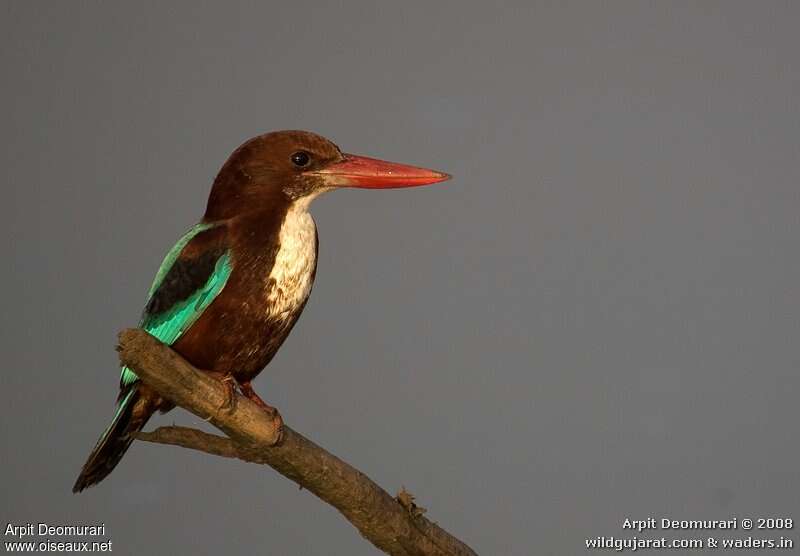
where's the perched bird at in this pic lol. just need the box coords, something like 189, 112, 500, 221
73, 130, 450, 492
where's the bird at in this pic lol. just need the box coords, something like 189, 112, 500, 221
73, 130, 450, 492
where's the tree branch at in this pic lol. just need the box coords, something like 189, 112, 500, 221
117, 328, 478, 556
134, 427, 244, 460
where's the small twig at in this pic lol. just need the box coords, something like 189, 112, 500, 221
134, 427, 244, 460
118, 329, 478, 556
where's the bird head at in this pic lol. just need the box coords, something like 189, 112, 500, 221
204, 130, 450, 220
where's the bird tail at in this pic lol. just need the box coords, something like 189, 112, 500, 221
72, 384, 152, 493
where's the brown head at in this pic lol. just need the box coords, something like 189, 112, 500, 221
204, 130, 450, 221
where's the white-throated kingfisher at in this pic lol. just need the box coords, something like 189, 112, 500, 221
73, 130, 450, 492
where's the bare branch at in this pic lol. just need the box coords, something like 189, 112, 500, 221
118, 328, 479, 556
134, 427, 244, 460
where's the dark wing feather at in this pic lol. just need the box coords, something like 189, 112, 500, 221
119, 223, 231, 391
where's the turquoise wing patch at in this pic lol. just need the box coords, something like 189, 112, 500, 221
120, 224, 231, 389
141, 251, 231, 343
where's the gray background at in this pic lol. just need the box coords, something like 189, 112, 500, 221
2, 2, 798, 555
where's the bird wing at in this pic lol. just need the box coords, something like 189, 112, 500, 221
119, 222, 232, 390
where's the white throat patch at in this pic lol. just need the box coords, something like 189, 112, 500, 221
265, 200, 317, 319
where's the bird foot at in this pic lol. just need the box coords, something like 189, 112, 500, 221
206, 371, 238, 415
239, 380, 285, 443
202, 373, 284, 442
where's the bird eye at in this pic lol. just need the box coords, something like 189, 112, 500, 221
291, 151, 310, 167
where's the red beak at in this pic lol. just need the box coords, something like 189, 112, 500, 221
312, 154, 451, 189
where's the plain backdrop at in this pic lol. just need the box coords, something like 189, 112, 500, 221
2, 2, 798, 555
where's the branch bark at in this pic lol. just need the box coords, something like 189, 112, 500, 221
117, 328, 478, 556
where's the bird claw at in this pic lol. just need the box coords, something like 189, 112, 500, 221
204, 373, 282, 440
239, 380, 285, 443
206, 371, 238, 415
218, 374, 238, 414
